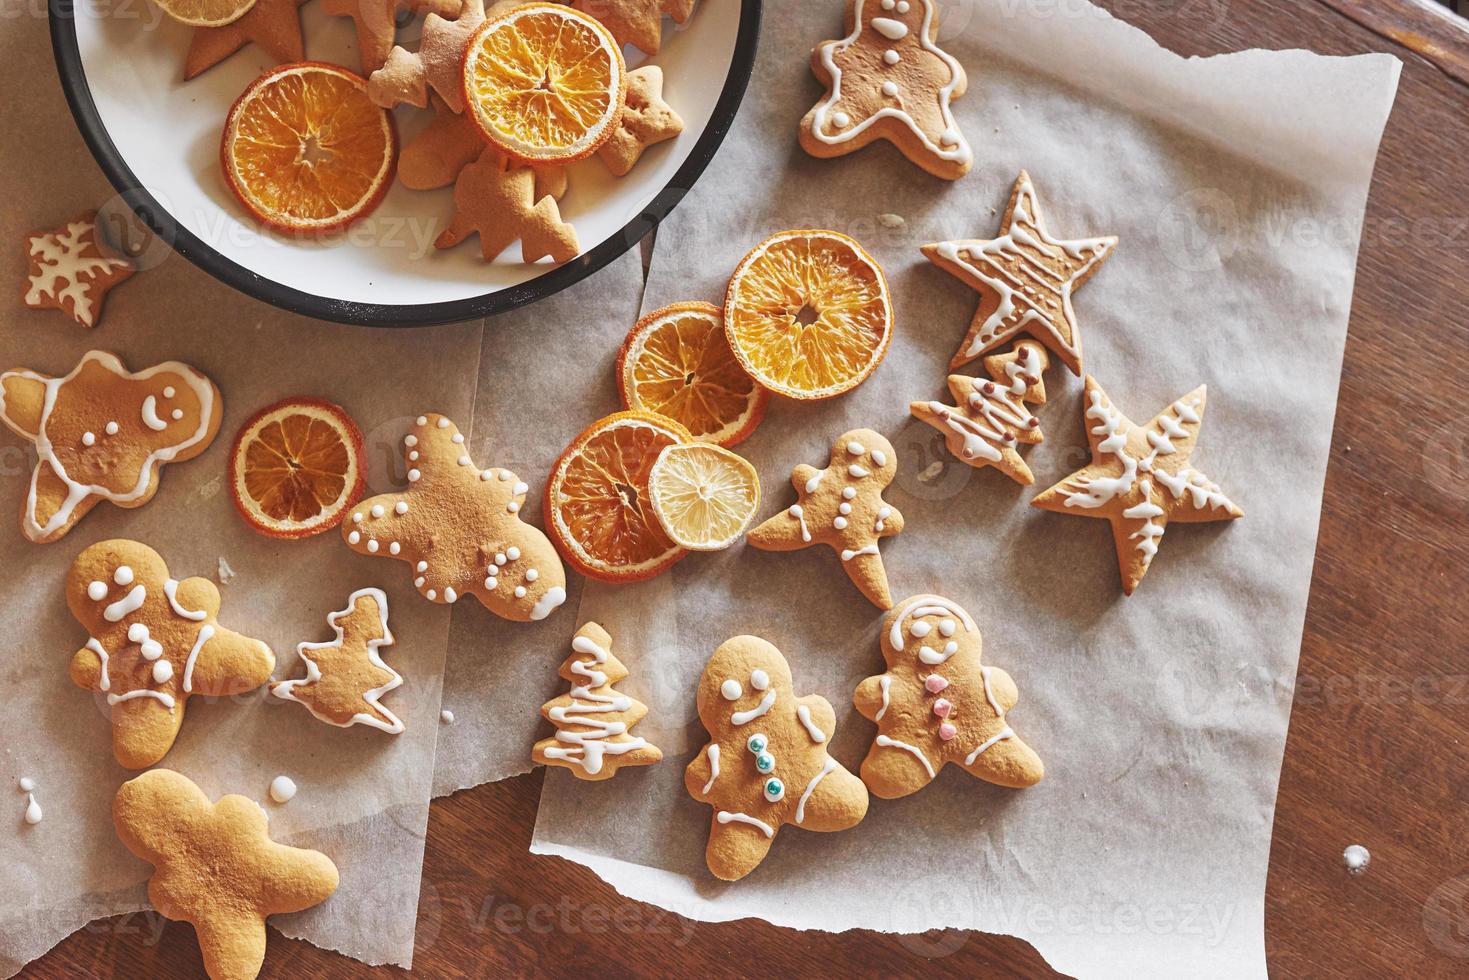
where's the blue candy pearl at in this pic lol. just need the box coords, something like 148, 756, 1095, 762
755, 752, 776, 774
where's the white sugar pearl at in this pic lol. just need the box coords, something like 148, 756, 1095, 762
395, 502, 408, 515
352, 513, 363, 523
834, 517, 848, 530
436, 418, 449, 428
416, 561, 428, 572
105, 421, 119, 435
514, 586, 526, 598
348, 531, 361, 545
444, 588, 457, 603
842, 487, 857, 500
152, 660, 173, 684
495, 553, 506, 566
507, 502, 520, 514
513, 482, 528, 495
269, 775, 297, 803
415, 577, 426, 587
163, 386, 175, 397
526, 569, 538, 582
408, 469, 421, 482
426, 589, 437, 600
721, 679, 742, 700
451, 433, 464, 444
87, 581, 107, 601
367, 540, 379, 553
507, 547, 521, 560
389, 542, 400, 555
750, 669, 770, 691
114, 566, 133, 586
416, 416, 427, 426
839, 503, 852, 515
371, 505, 384, 518
884, 49, 900, 65
882, 81, 898, 97
459, 456, 472, 466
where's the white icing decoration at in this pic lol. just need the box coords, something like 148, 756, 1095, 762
436, 417, 449, 428
24, 792, 42, 825
531, 587, 567, 620
108, 689, 175, 709
513, 586, 526, 598
842, 486, 857, 500
163, 579, 207, 621
876, 675, 891, 719
416, 561, 428, 572
884, 49, 900, 64
407, 469, 421, 482
717, 810, 775, 838
367, 539, 379, 553
371, 504, 385, 518
269, 775, 297, 803
140, 395, 168, 431
526, 569, 539, 582
103, 584, 145, 622
721, 679, 742, 700
890, 595, 977, 651
271, 588, 403, 733
750, 669, 770, 691
389, 542, 400, 555
919, 641, 960, 665
841, 545, 880, 561
86, 580, 107, 601
182, 624, 215, 693
871, 16, 908, 39
701, 743, 720, 795
847, 440, 865, 456
104, 421, 119, 436
789, 504, 812, 542
980, 664, 1005, 717
848, 464, 870, 478
540, 633, 649, 775
395, 501, 408, 515
86, 637, 111, 691
882, 80, 898, 97
441, 710, 455, 724
796, 704, 827, 742
152, 659, 173, 684
796, 756, 838, 824
507, 546, 521, 560
871, 449, 888, 466
114, 566, 133, 586
876, 734, 935, 778
82, 431, 95, 446
732, 690, 776, 725
833, 516, 849, 530
965, 726, 1015, 765
171, 409, 183, 420
875, 507, 891, 532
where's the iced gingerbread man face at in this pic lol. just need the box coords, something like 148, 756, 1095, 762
67, 540, 275, 769
684, 636, 868, 881
0, 350, 221, 542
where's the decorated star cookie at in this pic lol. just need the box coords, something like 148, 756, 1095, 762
435, 149, 579, 263
598, 65, 684, 176
747, 428, 904, 609
340, 413, 568, 621
114, 769, 338, 980
368, 0, 489, 111
570, 0, 696, 55
1033, 378, 1243, 594
923, 171, 1117, 374
854, 595, 1043, 798
685, 635, 868, 880
23, 212, 135, 328
800, 0, 972, 180
532, 622, 663, 779
67, 540, 276, 769
321, 0, 460, 72
183, 0, 307, 80
0, 350, 222, 543
271, 588, 404, 734
910, 341, 1050, 485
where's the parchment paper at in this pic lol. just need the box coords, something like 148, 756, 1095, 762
530, 3, 1402, 978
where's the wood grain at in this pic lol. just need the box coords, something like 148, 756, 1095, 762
25, 0, 1469, 976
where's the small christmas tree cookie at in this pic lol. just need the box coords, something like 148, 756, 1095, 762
532, 622, 663, 780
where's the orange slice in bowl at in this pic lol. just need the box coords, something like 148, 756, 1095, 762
221, 63, 397, 235
546, 411, 691, 582
648, 443, 761, 552
463, 3, 627, 164
616, 302, 770, 448
155, 0, 256, 27
230, 397, 367, 539
724, 230, 893, 400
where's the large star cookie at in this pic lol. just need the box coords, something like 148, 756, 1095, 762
854, 594, 1044, 798
923, 170, 1117, 374
1032, 377, 1243, 594
684, 635, 868, 880
114, 769, 338, 980
23, 211, 134, 328
272, 588, 404, 734
910, 340, 1050, 485
0, 350, 221, 543
747, 428, 904, 609
800, 0, 972, 180
322, 0, 460, 72
67, 540, 276, 769
598, 65, 684, 176
570, 0, 697, 54
340, 413, 568, 621
184, 0, 308, 80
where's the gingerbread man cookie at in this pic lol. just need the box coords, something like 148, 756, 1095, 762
114, 769, 338, 980
910, 341, 1051, 485
67, 540, 276, 769
271, 588, 404, 734
532, 622, 663, 779
0, 350, 222, 543
1032, 378, 1243, 594
598, 65, 684, 176
23, 211, 135, 328
747, 428, 904, 609
341, 413, 567, 621
800, 0, 972, 180
684, 636, 868, 880
570, 0, 696, 55
923, 171, 1117, 374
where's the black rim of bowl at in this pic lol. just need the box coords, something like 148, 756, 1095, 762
46, 0, 762, 327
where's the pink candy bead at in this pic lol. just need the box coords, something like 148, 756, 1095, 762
938, 723, 958, 741
933, 698, 952, 718
925, 674, 949, 694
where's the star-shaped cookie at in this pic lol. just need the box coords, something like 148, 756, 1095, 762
368, 0, 486, 111
598, 65, 684, 176
341, 413, 568, 621
570, 0, 696, 54
1032, 377, 1243, 594
183, 0, 308, 80
746, 428, 904, 609
114, 769, 338, 980
435, 149, 578, 263
922, 170, 1117, 375
23, 211, 134, 328
272, 588, 404, 734
322, 0, 460, 72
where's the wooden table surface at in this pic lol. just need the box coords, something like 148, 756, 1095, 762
27, 0, 1469, 976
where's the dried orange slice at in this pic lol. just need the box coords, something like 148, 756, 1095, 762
229, 397, 367, 539
648, 443, 761, 552
155, 0, 256, 27
545, 411, 690, 582
463, 3, 627, 164
616, 302, 769, 448
724, 230, 893, 400
221, 63, 397, 234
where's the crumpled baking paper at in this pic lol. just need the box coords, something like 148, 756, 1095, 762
529, 3, 1401, 978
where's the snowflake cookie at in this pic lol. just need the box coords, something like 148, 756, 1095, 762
685, 635, 868, 880
854, 594, 1044, 797
67, 540, 276, 769
747, 428, 904, 609
23, 211, 134, 328
1032, 377, 1243, 595
271, 588, 404, 734
340, 413, 568, 621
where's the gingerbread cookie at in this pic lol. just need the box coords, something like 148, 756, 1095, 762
684, 635, 868, 880
923, 171, 1117, 374
910, 340, 1050, 485
570, 0, 696, 55
322, 0, 460, 72
368, 0, 488, 112
854, 594, 1044, 798
747, 429, 903, 609
800, 0, 971, 180
0, 350, 222, 543
271, 588, 404, 734
532, 622, 663, 779
598, 65, 684, 176
184, 0, 307, 80
399, 98, 486, 190
67, 540, 275, 769
435, 149, 579, 263
23, 211, 134, 328
340, 413, 568, 621
114, 769, 338, 980
1032, 378, 1243, 594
